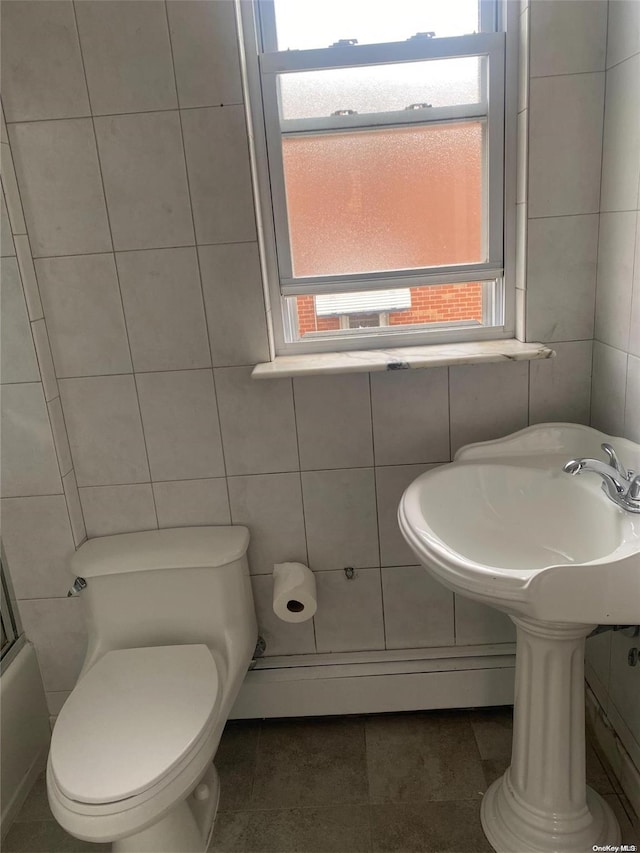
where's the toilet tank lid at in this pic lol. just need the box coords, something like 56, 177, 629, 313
71, 526, 250, 579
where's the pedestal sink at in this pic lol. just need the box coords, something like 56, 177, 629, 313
398, 423, 640, 853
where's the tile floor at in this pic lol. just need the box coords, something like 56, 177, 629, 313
5, 707, 639, 853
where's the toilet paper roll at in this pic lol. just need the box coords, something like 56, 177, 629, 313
273, 562, 317, 623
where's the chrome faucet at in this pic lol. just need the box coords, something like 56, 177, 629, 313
563, 443, 640, 513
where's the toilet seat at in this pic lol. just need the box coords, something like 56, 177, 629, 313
50, 645, 220, 806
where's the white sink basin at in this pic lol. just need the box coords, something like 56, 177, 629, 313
398, 423, 640, 853
399, 423, 640, 624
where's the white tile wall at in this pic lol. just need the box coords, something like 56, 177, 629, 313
117, 248, 210, 372
449, 361, 529, 455
94, 112, 194, 251
14, 235, 42, 320
30, 319, 59, 401
36, 254, 132, 378
136, 369, 225, 481
8, 119, 111, 257
166, 0, 243, 108
60, 375, 149, 487
382, 566, 455, 650
528, 73, 605, 218
214, 367, 299, 475
181, 106, 256, 244
624, 356, 640, 443
153, 478, 231, 528
62, 469, 86, 548
1, 186, 14, 256
199, 242, 270, 367
529, 0, 607, 78
293, 373, 374, 471
375, 464, 436, 567
529, 341, 592, 425
370, 368, 449, 466
79, 484, 157, 538
74, 0, 177, 115
0, 0, 89, 122
48, 396, 73, 477
17, 597, 87, 692
0, 256, 40, 383
1, 495, 75, 599
454, 597, 516, 646
228, 473, 307, 576
591, 341, 628, 436
302, 468, 379, 572
526, 215, 599, 342
0, 140, 26, 234
594, 212, 636, 349
314, 568, 385, 653
1, 383, 62, 498
606, 0, 640, 69
600, 54, 640, 213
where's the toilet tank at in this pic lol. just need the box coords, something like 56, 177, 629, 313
70, 527, 257, 680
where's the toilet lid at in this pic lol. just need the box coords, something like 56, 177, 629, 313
50, 645, 219, 805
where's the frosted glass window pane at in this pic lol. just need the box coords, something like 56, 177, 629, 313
282, 122, 484, 278
279, 58, 483, 119
273, 0, 480, 51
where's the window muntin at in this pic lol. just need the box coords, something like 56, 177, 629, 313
246, 1, 508, 352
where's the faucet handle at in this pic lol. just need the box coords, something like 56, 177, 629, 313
629, 474, 640, 501
601, 443, 630, 481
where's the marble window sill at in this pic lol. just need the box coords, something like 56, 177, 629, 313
251, 339, 554, 379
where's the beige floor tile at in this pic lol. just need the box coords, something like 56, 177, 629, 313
3, 820, 108, 852
209, 810, 252, 853
604, 794, 640, 846
366, 712, 486, 803
370, 801, 492, 852
469, 706, 513, 761
217, 721, 260, 812
251, 717, 368, 809
13, 774, 53, 822
481, 758, 508, 789
585, 740, 615, 795
244, 804, 371, 853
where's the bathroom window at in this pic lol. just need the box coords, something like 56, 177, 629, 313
240, 0, 511, 354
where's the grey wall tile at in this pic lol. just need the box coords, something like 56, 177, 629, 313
449, 361, 529, 455
59, 375, 149, 487
529, 341, 592, 426
624, 355, 640, 442
294, 373, 373, 471
182, 106, 256, 244
167, 0, 243, 108
228, 473, 307, 575
591, 341, 628, 436
528, 73, 605, 218
530, 0, 607, 77
79, 484, 157, 537
606, 0, 640, 69
136, 369, 225, 481
14, 235, 42, 320
215, 367, 299, 476
199, 242, 269, 367
48, 396, 73, 477
75, 0, 177, 115
0, 0, 89, 122
375, 464, 437, 567
455, 596, 516, 645
9, 119, 110, 257
595, 212, 636, 349
62, 469, 86, 547
630, 217, 640, 358
382, 566, 455, 650
153, 478, 230, 528
600, 54, 640, 214
117, 247, 210, 372
94, 111, 194, 251
1, 383, 62, 498
518, 7, 529, 113
30, 319, 59, 402
526, 214, 599, 342
36, 254, 132, 378
314, 568, 385, 653
370, 368, 450, 466
302, 468, 379, 572
0, 141, 26, 235
1, 187, 14, 256
250, 575, 316, 656
1, 495, 75, 599
0, 257, 40, 384
18, 597, 87, 692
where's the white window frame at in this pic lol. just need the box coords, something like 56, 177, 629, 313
237, 0, 517, 355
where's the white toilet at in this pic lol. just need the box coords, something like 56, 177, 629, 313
46, 526, 257, 853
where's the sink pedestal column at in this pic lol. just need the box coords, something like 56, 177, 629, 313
481, 616, 621, 852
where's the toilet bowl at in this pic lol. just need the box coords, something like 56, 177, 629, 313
46, 526, 257, 853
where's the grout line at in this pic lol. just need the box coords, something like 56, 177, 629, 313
369, 373, 387, 651
31, 238, 257, 261
4, 103, 246, 127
